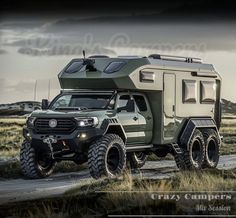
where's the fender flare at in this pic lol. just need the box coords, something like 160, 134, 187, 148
100, 119, 127, 143
179, 118, 221, 150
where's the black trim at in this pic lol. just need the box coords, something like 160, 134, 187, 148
126, 145, 153, 152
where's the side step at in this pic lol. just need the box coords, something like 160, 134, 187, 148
172, 143, 182, 154
126, 145, 153, 152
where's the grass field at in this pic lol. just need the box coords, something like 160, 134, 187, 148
0, 116, 236, 177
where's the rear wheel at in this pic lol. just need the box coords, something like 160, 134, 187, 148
128, 152, 147, 169
88, 134, 126, 179
182, 129, 205, 170
202, 129, 220, 168
20, 141, 56, 179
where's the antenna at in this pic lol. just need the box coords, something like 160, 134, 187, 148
83, 50, 86, 59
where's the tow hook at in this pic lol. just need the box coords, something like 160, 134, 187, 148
43, 136, 57, 159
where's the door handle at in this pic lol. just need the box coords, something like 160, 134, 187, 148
133, 116, 138, 121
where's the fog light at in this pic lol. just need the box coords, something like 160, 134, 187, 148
81, 133, 87, 138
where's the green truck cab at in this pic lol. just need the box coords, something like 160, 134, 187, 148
20, 54, 222, 179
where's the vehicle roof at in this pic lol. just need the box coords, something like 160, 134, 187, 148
58, 55, 220, 90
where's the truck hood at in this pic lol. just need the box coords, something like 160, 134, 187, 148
30, 109, 115, 119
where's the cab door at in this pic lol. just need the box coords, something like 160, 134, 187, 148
116, 93, 140, 144
133, 94, 153, 144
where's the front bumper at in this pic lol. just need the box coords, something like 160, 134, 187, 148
23, 127, 104, 151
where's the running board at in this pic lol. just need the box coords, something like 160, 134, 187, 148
126, 145, 153, 152
172, 143, 182, 154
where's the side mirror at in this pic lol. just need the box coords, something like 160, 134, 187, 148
41, 99, 49, 110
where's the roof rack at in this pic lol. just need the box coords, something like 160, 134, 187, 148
148, 54, 202, 63
117, 56, 142, 59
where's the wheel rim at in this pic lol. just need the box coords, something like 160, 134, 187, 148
191, 139, 202, 164
207, 139, 217, 163
107, 144, 120, 173
36, 150, 54, 171
134, 152, 145, 160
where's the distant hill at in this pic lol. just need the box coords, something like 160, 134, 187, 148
0, 101, 41, 116
221, 99, 236, 115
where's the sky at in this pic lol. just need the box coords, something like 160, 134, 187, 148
1, 3, 236, 103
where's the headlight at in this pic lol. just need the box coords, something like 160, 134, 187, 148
27, 117, 36, 127
75, 117, 99, 127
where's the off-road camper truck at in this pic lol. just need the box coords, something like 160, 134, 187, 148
20, 54, 222, 179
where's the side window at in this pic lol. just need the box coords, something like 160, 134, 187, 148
182, 80, 197, 103
133, 95, 147, 112
117, 95, 134, 112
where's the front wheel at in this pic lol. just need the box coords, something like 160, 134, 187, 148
128, 152, 147, 169
20, 141, 56, 179
88, 134, 126, 179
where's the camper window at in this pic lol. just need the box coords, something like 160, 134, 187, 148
182, 80, 197, 103
200, 81, 216, 103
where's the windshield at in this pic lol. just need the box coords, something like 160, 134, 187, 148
50, 94, 114, 110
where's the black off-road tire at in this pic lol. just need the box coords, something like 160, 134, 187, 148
128, 152, 147, 169
202, 129, 220, 168
182, 129, 205, 170
88, 134, 126, 179
174, 152, 186, 170
20, 141, 56, 179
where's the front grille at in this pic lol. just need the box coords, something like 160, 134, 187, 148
34, 118, 76, 134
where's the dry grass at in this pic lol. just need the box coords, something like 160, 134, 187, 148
0, 118, 25, 156
5, 168, 236, 218
67, 168, 236, 196
0, 117, 26, 125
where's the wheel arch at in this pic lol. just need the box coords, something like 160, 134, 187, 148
101, 119, 127, 144
178, 117, 221, 150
